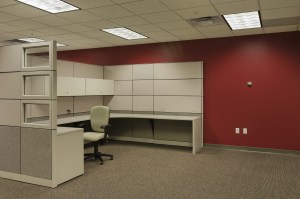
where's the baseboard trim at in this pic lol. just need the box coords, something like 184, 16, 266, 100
204, 144, 300, 155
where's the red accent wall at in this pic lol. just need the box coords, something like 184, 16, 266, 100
58, 32, 300, 151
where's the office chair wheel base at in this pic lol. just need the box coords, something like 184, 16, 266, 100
110, 157, 113, 160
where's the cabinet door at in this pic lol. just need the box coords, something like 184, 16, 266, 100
86, 79, 114, 95
57, 77, 85, 96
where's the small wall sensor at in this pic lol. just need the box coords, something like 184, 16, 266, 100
247, 82, 253, 87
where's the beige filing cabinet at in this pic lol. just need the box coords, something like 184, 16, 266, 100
57, 127, 84, 185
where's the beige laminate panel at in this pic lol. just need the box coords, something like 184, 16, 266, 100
132, 118, 153, 139
30, 55, 49, 67
21, 127, 52, 180
57, 76, 85, 96
28, 103, 49, 118
57, 60, 73, 77
74, 96, 103, 113
85, 79, 114, 95
0, 126, 21, 173
133, 64, 154, 79
154, 62, 203, 79
74, 62, 103, 78
104, 65, 132, 80
114, 81, 132, 95
0, 45, 21, 72
104, 96, 132, 111
154, 96, 202, 113
154, 120, 192, 142
57, 97, 73, 115
25, 76, 49, 96
0, 72, 21, 99
133, 96, 153, 112
154, 79, 202, 96
133, 80, 153, 95
0, 100, 21, 126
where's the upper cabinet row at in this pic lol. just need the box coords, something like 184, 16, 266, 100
57, 77, 114, 96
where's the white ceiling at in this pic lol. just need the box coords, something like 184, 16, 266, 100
0, 0, 299, 51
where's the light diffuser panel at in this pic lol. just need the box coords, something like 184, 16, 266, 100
223, 11, 261, 30
17, 0, 79, 13
102, 28, 147, 40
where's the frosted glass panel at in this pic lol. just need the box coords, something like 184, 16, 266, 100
25, 46, 50, 68
24, 75, 49, 96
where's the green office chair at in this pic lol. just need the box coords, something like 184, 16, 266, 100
83, 106, 113, 165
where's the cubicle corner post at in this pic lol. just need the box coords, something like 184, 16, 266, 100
20, 41, 58, 187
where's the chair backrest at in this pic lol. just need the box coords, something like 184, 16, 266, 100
90, 106, 110, 133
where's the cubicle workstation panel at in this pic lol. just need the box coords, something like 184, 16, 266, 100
102, 61, 203, 153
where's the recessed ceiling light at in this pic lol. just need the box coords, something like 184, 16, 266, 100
223, 11, 261, 30
18, 38, 66, 47
101, 27, 147, 40
17, 0, 79, 13
18, 37, 45, 43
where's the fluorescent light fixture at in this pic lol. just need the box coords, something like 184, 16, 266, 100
18, 38, 66, 47
18, 38, 44, 43
101, 27, 147, 40
17, 0, 79, 13
223, 11, 261, 30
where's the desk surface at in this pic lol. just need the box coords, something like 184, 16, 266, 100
57, 113, 201, 125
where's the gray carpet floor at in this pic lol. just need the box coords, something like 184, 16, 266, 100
1, 141, 300, 199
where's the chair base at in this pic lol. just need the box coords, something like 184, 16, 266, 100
84, 142, 113, 165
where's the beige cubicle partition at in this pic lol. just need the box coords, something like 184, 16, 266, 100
0, 42, 83, 188
103, 62, 203, 151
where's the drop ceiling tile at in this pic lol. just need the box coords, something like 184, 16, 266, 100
132, 38, 156, 44
233, 28, 264, 36
110, 16, 149, 26
203, 31, 234, 38
36, 27, 70, 35
57, 10, 102, 23
7, 19, 49, 29
128, 24, 161, 33
75, 38, 105, 45
0, 32, 23, 40
214, 0, 259, 15
120, 0, 170, 15
160, 0, 211, 9
58, 24, 94, 33
156, 20, 193, 30
210, 0, 242, 4
112, 0, 138, 3
0, 12, 21, 23
14, 30, 48, 38
141, 11, 182, 23
63, 0, 114, 9
264, 24, 298, 33
154, 36, 180, 42
53, 33, 89, 40
99, 36, 134, 45
261, 7, 300, 20
79, 30, 111, 38
176, 33, 206, 40
0, 0, 18, 7
87, 5, 134, 19
0, 23, 28, 32
84, 20, 119, 29
175, 5, 219, 19
197, 24, 231, 33
0, 4, 48, 18
168, 28, 200, 36
33, 15, 73, 26
144, 30, 177, 39
259, 0, 300, 10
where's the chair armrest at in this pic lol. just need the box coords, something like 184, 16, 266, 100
100, 124, 111, 129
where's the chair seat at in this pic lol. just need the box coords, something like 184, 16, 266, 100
84, 132, 105, 142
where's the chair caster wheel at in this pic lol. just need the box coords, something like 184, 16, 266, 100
100, 162, 103, 165
111, 157, 113, 160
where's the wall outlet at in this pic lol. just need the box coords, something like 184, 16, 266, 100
235, 128, 240, 134
243, 128, 247, 134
